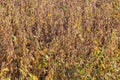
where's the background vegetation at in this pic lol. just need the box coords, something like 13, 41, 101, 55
0, 0, 120, 80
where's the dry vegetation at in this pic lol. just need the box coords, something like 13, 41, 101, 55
0, 0, 120, 80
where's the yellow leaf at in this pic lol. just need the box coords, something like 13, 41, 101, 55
102, 64, 106, 69
47, 14, 52, 17
44, 47, 48, 53
33, 60, 38, 64
1, 68, 9, 72
93, 47, 100, 56
29, 73, 38, 80
65, 63, 69, 67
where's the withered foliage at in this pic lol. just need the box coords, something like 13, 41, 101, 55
0, 0, 120, 80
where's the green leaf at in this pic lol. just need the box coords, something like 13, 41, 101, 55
79, 69, 85, 75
